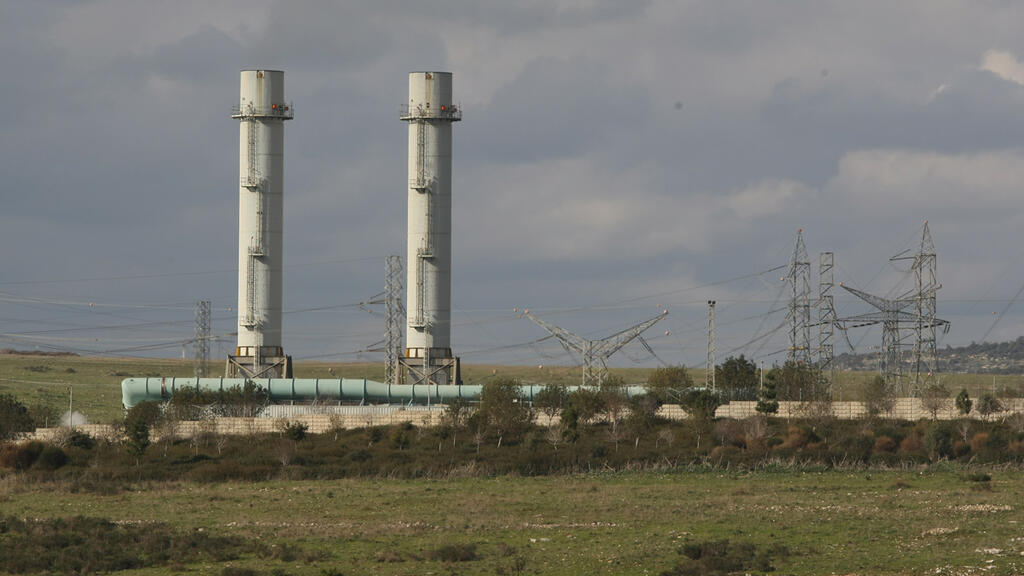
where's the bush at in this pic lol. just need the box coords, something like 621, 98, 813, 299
663, 538, 788, 576
66, 430, 95, 450
647, 365, 694, 403
0, 516, 250, 574
35, 445, 68, 470
0, 394, 35, 441
924, 421, 956, 460
0, 441, 45, 470
679, 388, 722, 421
426, 543, 477, 562
873, 436, 897, 454
969, 432, 989, 454
977, 393, 1004, 418
281, 421, 309, 442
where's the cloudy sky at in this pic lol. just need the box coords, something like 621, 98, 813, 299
3, 1, 1024, 371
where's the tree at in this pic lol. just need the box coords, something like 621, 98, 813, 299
771, 361, 822, 401
646, 365, 693, 403
533, 386, 569, 421
479, 378, 533, 447
955, 388, 972, 416
625, 394, 661, 448
599, 375, 630, 428
977, 393, 1004, 419
568, 388, 605, 425
560, 405, 580, 443
715, 355, 758, 399
123, 401, 162, 467
124, 418, 151, 467
0, 394, 35, 441
919, 383, 949, 420
755, 376, 779, 415
862, 375, 895, 420
440, 396, 473, 447
679, 388, 722, 422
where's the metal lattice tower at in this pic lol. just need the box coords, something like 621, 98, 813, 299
817, 252, 835, 391
706, 301, 716, 390
786, 229, 812, 365
523, 310, 668, 386
193, 300, 211, 377
384, 255, 405, 386
839, 285, 914, 392
913, 221, 939, 390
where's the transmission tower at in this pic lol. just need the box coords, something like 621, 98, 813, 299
706, 301, 716, 390
817, 252, 835, 392
384, 255, 405, 386
361, 256, 407, 385
786, 229, 812, 364
839, 285, 913, 392
522, 310, 668, 386
193, 300, 211, 377
913, 221, 939, 390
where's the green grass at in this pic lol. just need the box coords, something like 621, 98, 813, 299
2, 468, 1023, 574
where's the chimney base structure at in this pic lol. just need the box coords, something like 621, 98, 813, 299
399, 72, 461, 386
227, 69, 293, 379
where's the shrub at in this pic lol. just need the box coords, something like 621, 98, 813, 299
0, 394, 35, 441
955, 388, 972, 416
34, 445, 68, 470
969, 432, 990, 454
221, 568, 258, 576
0, 441, 44, 470
426, 543, 477, 562
281, 421, 309, 442
646, 365, 693, 403
924, 421, 955, 460
679, 388, 722, 421
0, 516, 249, 574
66, 430, 95, 450
775, 425, 818, 452
977, 394, 1004, 418
872, 435, 897, 454
664, 538, 788, 576
713, 420, 746, 449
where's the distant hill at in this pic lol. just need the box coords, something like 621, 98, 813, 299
836, 336, 1024, 374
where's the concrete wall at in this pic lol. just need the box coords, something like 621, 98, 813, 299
26, 398, 1024, 442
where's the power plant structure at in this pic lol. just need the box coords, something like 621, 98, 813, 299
114, 68, 958, 415
399, 72, 462, 386
227, 70, 294, 378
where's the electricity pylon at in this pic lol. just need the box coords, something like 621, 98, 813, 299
522, 309, 668, 386
786, 229, 812, 365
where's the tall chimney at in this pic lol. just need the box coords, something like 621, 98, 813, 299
400, 72, 461, 385
228, 69, 293, 378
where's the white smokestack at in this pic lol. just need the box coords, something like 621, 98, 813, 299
230, 70, 293, 376
401, 72, 461, 381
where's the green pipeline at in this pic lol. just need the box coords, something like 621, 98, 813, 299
120, 377, 649, 408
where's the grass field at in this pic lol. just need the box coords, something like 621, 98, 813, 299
3, 352, 1024, 425
1, 467, 1022, 575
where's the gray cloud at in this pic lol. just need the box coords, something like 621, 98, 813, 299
3, 1, 1024, 369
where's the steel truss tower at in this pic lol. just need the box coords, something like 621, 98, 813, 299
840, 223, 948, 396
912, 221, 939, 390
706, 301, 716, 390
385, 255, 405, 386
194, 300, 211, 378
817, 252, 835, 392
786, 229, 812, 365
523, 310, 668, 386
